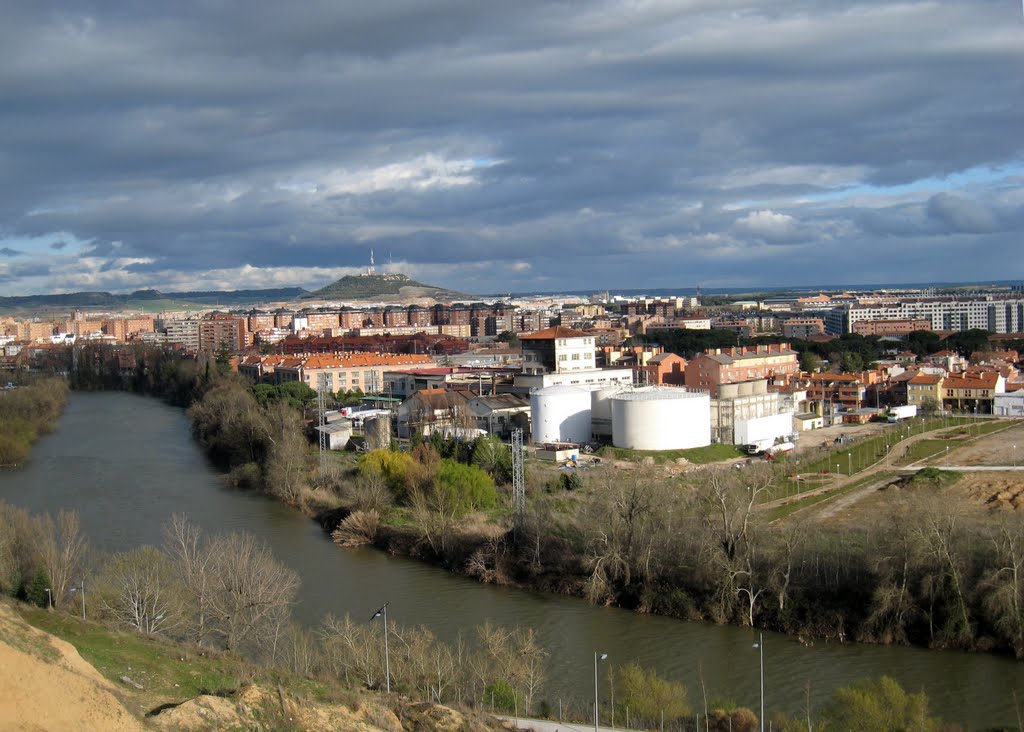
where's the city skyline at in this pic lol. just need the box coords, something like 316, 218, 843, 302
1, 1, 1022, 296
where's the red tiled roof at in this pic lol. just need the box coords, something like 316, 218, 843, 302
520, 326, 590, 340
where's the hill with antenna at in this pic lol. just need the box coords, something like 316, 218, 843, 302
304, 272, 467, 302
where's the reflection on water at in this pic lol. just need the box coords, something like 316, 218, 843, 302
1, 391, 1021, 728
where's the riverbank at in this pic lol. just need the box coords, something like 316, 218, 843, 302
0, 378, 68, 468
6, 389, 1024, 729
2, 597, 506, 732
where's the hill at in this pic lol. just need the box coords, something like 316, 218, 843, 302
305, 272, 467, 302
2, 599, 503, 732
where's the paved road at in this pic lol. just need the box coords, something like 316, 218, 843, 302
495, 715, 643, 732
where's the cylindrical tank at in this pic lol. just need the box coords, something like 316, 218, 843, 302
753, 379, 768, 394
364, 415, 391, 451
590, 385, 624, 437
611, 387, 711, 451
719, 383, 738, 399
737, 381, 753, 396
530, 385, 592, 444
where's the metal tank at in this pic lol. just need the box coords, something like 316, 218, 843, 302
530, 385, 592, 444
611, 387, 711, 451
364, 415, 391, 451
590, 385, 624, 438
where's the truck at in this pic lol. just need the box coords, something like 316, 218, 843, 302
736, 413, 794, 454
763, 441, 796, 460
887, 404, 918, 422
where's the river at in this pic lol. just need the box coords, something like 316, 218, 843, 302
1, 391, 1021, 729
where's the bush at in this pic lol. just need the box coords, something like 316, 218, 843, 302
434, 461, 497, 517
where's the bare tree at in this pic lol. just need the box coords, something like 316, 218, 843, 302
204, 531, 300, 651
39, 509, 87, 611
94, 546, 184, 635
164, 513, 215, 646
982, 516, 1024, 657
320, 613, 381, 689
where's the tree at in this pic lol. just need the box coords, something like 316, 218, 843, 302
433, 461, 497, 517
263, 402, 310, 505
616, 662, 690, 728
164, 514, 214, 646
204, 531, 300, 651
471, 435, 513, 484
817, 677, 938, 732
94, 546, 184, 635
39, 509, 87, 612
799, 351, 823, 373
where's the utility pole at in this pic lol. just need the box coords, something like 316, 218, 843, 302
511, 428, 525, 531
317, 373, 329, 481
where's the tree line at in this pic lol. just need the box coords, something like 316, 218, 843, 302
0, 378, 69, 467
1, 501, 962, 731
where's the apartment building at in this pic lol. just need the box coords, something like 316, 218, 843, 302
520, 326, 596, 376
825, 297, 1024, 335
942, 372, 1004, 413
272, 352, 436, 393
852, 318, 932, 336
781, 318, 824, 339
684, 344, 799, 395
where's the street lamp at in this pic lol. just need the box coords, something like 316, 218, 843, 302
68, 580, 85, 620
945, 445, 949, 464
847, 451, 852, 476
44, 588, 51, 610
1014, 445, 1018, 468
753, 632, 765, 732
594, 651, 608, 732
370, 603, 391, 693
835, 463, 840, 483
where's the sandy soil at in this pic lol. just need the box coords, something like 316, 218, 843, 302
0, 603, 145, 732
932, 421, 1024, 467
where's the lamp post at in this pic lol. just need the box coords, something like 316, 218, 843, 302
44, 588, 51, 610
835, 463, 840, 483
753, 632, 765, 732
847, 451, 852, 477
945, 445, 949, 465
69, 580, 85, 620
1014, 445, 1018, 468
370, 603, 391, 693
594, 651, 608, 732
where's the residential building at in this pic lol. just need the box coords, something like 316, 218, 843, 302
520, 326, 596, 376
270, 353, 436, 393
906, 373, 944, 409
643, 353, 687, 386
684, 344, 799, 396
781, 318, 824, 339
467, 394, 531, 437
941, 372, 1005, 413
852, 318, 932, 336
825, 297, 1024, 335
397, 388, 474, 438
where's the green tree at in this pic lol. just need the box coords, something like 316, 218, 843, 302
818, 677, 938, 732
433, 461, 497, 517
25, 567, 51, 608
471, 435, 512, 484
616, 662, 690, 728
799, 351, 823, 373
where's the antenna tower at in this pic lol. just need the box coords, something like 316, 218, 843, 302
511, 428, 525, 528
317, 373, 329, 480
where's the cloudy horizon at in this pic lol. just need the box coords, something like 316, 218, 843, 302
1, 1, 1022, 297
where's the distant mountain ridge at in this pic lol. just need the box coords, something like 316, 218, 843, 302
0, 287, 309, 312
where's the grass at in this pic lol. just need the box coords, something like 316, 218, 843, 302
897, 439, 956, 465
597, 442, 744, 465
14, 604, 250, 709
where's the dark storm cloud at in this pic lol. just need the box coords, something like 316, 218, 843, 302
0, 0, 1021, 294
0, 247, 23, 257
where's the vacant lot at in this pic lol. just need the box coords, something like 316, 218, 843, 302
932, 420, 1024, 467
783, 421, 1024, 529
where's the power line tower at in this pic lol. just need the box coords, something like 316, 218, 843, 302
317, 373, 329, 481
511, 428, 525, 528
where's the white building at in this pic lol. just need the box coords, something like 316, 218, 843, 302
825, 297, 1024, 335
520, 326, 596, 376
994, 390, 1024, 417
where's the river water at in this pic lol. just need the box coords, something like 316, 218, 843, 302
1, 392, 1021, 728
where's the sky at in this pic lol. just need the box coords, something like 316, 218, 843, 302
0, 1, 1022, 297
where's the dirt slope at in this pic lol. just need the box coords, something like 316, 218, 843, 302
0, 603, 145, 732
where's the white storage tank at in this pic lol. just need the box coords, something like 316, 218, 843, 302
611, 387, 711, 451
531, 385, 592, 444
590, 385, 624, 438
